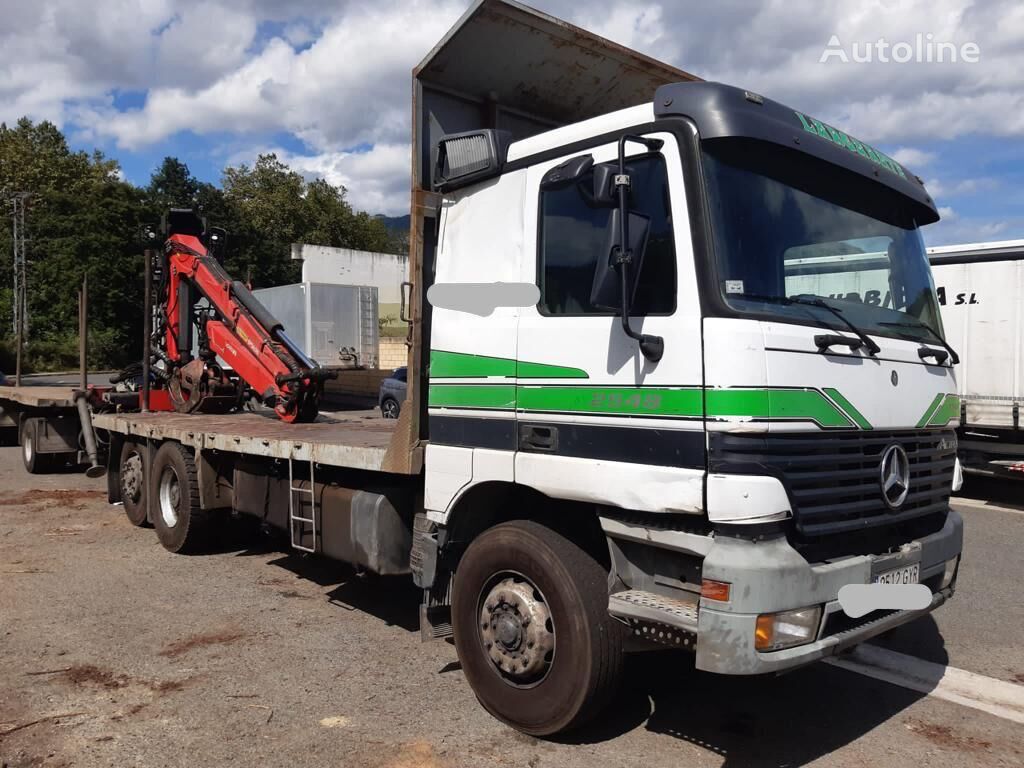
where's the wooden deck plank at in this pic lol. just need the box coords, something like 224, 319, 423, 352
0, 386, 80, 408
93, 410, 401, 472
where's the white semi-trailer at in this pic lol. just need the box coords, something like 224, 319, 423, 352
93, 0, 964, 736
928, 239, 1024, 478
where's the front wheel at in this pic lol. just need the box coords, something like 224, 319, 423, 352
452, 520, 623, 736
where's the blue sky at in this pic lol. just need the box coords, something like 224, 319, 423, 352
2, 0, 1021, 244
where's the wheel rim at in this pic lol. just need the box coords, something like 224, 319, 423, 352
158, 465, 181, 528
477, 572, 555, 688
121, 451, 143, 504
23, 431, 33, 463
382, 400, 398, 418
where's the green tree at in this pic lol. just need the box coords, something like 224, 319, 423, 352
146, 157, 200, 211
220, 153, 393, 287
0, 118, 144, 370
0, 122, 404, 372
221, 154, 307, 286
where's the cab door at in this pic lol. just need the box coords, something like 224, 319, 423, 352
514, 131, 706, 514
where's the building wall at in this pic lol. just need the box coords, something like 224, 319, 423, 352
378, 337, 408, 370
292, 243, 409, 330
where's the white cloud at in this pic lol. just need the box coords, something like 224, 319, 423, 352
66, 1, 464, 153
2, 0, 1021, 233
923, 175, 997, 200
280, 144, 411, 216
891, 147, 937, 168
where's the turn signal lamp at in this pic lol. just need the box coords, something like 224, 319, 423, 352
701, 579, 731, 602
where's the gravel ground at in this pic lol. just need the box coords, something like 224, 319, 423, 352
1, 446, 1021, 768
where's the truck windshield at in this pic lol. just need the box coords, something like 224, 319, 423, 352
701, 138, 944, 344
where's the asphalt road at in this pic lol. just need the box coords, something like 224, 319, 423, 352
1, 449, 1022, 768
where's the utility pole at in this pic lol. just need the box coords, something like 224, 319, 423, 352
9, 192, 30, 386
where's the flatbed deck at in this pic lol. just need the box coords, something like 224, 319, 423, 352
0, 385, 80, 408
93, 409, 403, 472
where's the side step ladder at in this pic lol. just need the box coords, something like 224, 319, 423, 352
608, 589, 699, 649
288, 458, 317, 553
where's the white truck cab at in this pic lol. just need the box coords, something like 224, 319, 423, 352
418, 79, 963, 719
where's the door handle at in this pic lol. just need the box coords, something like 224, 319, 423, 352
519, 424, 558, 452
815, 334, 863, 353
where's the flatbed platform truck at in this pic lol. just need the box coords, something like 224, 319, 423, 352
93, 0, 964, 736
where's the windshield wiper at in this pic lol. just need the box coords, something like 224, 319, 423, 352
877, 320, 959, 364
739, 293, 881, 356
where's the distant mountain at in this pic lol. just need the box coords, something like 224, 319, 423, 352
375, 214, 410, 235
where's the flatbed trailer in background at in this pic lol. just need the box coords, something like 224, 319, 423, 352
0, 382, 170, 476
0, 385, 98, 474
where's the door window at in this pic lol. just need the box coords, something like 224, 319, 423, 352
538, 153, 676, 316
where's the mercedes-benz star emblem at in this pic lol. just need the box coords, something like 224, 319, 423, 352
880, 444, 910, 509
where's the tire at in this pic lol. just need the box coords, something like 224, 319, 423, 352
452, 520, 623, 736
20, 421, 52, 474
381, 397, 401, 419
151, 442, 210, 554
119, 440, 149, 527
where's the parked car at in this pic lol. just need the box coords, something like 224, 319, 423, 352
378, 367, 407, 419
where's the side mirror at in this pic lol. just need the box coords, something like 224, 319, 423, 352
603, 134, 665, 362
591, 208, 650, 311
540, 154, 594, 190
592, 162, 619, 205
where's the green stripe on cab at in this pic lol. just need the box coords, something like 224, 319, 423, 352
429, 350, 588, 379
705, 388, 854, 428
516, 386, 702, 416
823, 387, 873, 430
428, 384, 516, 409
927, 395, 961, 427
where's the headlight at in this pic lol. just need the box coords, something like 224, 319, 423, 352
952, 457, 964, 492
755, 606, 822, 651
940, 555, 960, 590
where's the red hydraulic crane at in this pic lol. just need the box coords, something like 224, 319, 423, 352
152, 209, 333, 423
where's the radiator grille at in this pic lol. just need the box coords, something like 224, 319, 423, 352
710, 430, 956, 538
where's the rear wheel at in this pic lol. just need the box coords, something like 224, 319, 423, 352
452, 520, 623, 736
119, 440, 149, 527
21, 420, 51, 474
151, 442, 210, 554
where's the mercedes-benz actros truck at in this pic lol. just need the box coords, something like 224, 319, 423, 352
93, 0, 964, 737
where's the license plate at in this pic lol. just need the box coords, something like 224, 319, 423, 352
873, 564, 920, 585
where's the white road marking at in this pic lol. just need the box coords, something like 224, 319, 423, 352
952, 497, 1024, 516
825, 645, 1024, 725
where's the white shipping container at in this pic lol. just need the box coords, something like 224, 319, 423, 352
253, 282, 379, 369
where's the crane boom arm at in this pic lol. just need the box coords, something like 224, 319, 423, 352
158, 217, 332, 423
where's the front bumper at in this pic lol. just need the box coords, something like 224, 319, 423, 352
695, 510, 963, 675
